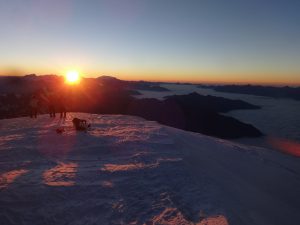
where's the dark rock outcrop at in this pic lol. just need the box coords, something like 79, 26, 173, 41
127, 93, 262, 139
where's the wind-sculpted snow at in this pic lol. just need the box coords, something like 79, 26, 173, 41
43, 162, 78, 187
0, 169, 29, 188
0, 113, 300, 225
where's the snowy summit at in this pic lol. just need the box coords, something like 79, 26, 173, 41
0, 113, 300, 225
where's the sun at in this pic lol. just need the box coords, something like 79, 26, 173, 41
65, 70, 80, 84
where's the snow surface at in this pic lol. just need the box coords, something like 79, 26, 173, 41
0, 113, 300, 225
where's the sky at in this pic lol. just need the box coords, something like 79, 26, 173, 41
0, 0, 300, 84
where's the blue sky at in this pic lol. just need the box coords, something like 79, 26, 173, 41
0, 0, 300, 84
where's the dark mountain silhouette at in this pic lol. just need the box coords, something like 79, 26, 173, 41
164, 92, 260, 112
97, 75, 170, 92
127, 93, 262, 139
198, 84, 300, 101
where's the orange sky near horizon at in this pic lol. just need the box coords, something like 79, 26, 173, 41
1, 66, 299, 86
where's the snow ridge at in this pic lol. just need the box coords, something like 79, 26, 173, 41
0, 113, 300, 225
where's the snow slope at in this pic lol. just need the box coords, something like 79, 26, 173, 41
0, 113, 300, 225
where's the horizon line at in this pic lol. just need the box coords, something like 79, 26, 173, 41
1, 74, 300, 87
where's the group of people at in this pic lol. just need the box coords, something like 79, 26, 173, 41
29, 87, 92, 132
29, 88, 67, 119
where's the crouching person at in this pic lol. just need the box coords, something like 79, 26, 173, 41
72, 118, 90, 131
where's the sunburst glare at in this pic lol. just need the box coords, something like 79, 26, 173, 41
65, 70, 80, 84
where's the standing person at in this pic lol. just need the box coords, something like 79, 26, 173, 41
29, 94, 38, 118
58, 93, 67, 118
48, 92, 56, 117
41, 87, 56, 117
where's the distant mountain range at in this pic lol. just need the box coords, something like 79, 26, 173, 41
198, 84, 300, 101
97, 75, 170, 92
0, 75, 170, 95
